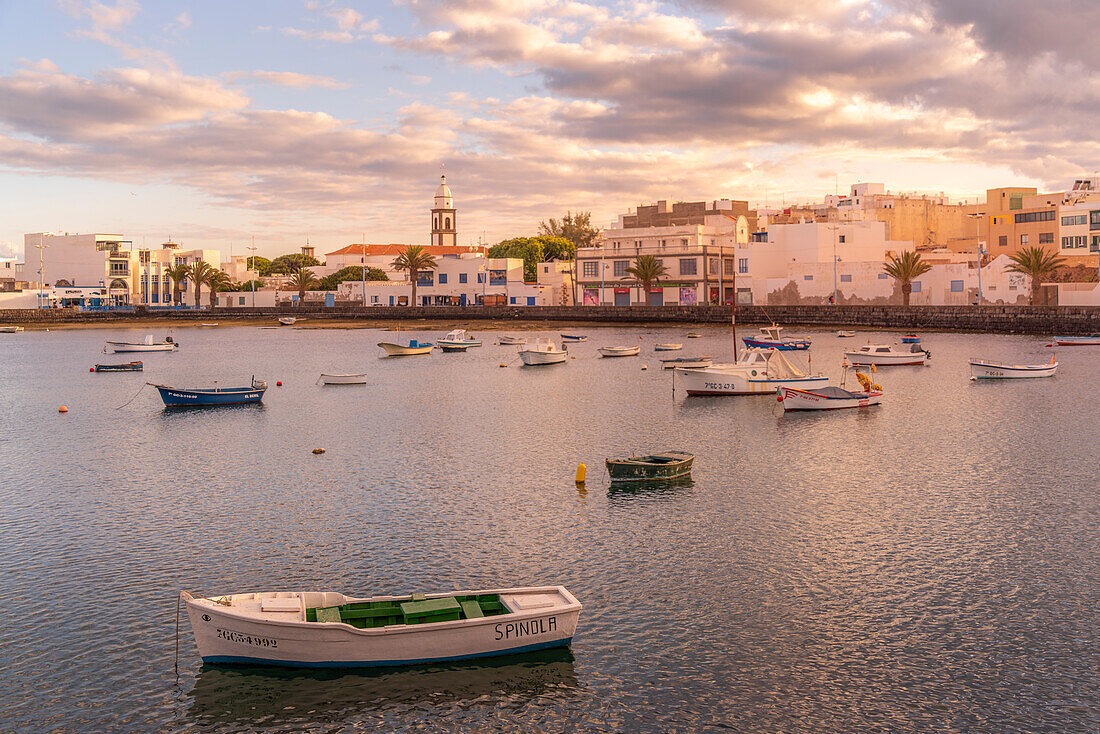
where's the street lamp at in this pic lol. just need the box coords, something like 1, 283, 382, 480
35, 241, 48, 309
247, 237, 258, 308
967, 212, 986, 305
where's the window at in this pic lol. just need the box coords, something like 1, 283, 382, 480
950, 280, 964, 292
1014, 210, 1055, 223
371, 295, 379, 304
417, 272, 434, 286
660, 239, 666, 248
582, 262, 598, 278
803, 275, 813, 281
680, 239, 688, 246
1062, 236, 1071, 248
526, 296, 535, 306
679, 258, 697, 275
840, 274, 852, 282
239, 296, 246, 305
613, 260, 628, 277
444, 217, 451, 229
1077, 235, 1088, 248
998, 235, 1008, 247
489, 270, 507, 285
709, 258, 719, 275
1061, 214, 1087, 226
724, 259, 734, 275
911, 281, 922, 292
838, 235, 846, 243
1091, 211, 1100, 230
510, 297, 517, 304
878, 273, 888, 279
459, 272, 467, 284
1039, 232, 1054, 244
738, 258, 748, 274
1020, 234, 1029, 245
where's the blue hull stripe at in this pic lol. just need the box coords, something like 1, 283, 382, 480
201, 637, 573, 668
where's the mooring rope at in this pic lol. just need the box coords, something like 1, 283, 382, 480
116, 381, 148, 410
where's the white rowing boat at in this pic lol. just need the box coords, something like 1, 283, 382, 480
844, 343, 929, 365
0, 325, 25, 333
378, 340, 434, 356
654, 343, 682, 351
779, 385, 883, 411
104, 335, 178, 353
969, 358, 1058, 379
598, 345, 641, 357
182, 586, 581, 668
660, 357, 712, 370
319, 373, 368, 385
499, 335, 527, 345
519, 338, 567, 365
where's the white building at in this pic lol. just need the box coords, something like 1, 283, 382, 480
334, 255, 547, 306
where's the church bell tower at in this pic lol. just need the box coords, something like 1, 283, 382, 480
431, 166, 456, 247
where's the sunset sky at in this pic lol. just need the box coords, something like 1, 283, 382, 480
0, 1, 1092, 258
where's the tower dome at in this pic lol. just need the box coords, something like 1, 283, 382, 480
431, 168, 456, 246
434, 174, 453, 209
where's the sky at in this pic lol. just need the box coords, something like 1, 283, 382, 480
0, 0, 1094, 260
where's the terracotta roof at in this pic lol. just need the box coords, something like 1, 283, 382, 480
326, 243, 486, 257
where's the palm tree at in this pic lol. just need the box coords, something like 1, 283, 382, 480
187, 260, 215, 307
391, 245, 438, 306
165, 264, 189, 306
206, 270, 232, 308
625, 254, 669, 305
883, 251, 932, 306
288, 268, 318, 304
1006, 246, 1067, 305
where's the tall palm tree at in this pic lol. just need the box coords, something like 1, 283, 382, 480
187, 260, 215, 307
165, 264, 189, 306
1006, 246, 1067, 305
625, 254, 669, 305
206, 270, 232, 308
288, 268, 318, 304
391, 245, 438, 306
883, 251, 932, 306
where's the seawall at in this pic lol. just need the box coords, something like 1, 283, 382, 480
4, 304, 1100, 335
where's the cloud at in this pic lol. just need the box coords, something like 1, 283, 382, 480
225, 70, 349, 89
282, 2, 379, 43
60, 0, 141, 31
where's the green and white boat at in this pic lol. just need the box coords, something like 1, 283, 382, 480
605, 451, 694, 482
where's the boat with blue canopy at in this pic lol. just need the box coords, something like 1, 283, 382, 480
150, 377, 267, 407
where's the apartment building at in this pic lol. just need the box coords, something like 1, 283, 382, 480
984, 177, 1100, 266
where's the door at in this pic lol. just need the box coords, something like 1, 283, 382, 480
648, 290, 664, 306
614, 291, 631, 306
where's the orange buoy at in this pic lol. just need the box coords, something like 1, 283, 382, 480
89, 367, 94, 372
312, 448, 325, 454
276, 381, 283, 386
58, 406, 68, 413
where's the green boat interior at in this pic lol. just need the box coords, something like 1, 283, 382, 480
305, 593, 509, 628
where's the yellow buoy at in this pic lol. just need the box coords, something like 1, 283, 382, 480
575, 463, 586, 485
58, 406, 68, 413
499, 363, 507, 367
641, 364, 648, 370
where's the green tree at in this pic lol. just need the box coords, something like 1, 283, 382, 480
625, 254, 669, 305
206, 270, 232, 307
316, 266, 388, 291
288, 268, 319, 303
268, 253, 321, 275
228, 279, 265, 292
538, 211, 597, 304
187, 260, 215, 306
883, 251, 932, 306
1006, 246, 1068, 305
391, 245, 438, 306
488, 236, 574, 282
164, 264, 189, 305
247, 255, 272, 276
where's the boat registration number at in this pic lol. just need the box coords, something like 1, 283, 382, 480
216, 628, 278, 648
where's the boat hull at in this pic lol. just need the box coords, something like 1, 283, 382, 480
676, 366, 829, 395
560, 335, 587, 342
1052, 336, 1100, 346
105, 341, 177, 353
0, 326, 24, 333
378, 342, 433, 356
598, 346, 640, 357
520, 350, 567, 365
654, 344, 682, 351
779, 387, 883, 411
606, 454, 693, 481
94, 361, 143, 372
661, 359, 712, 370
844, 351, 926, 365
969, 361, 1057, 379
155, 385, 265, 407
184, 587, 580, 668
499, 337, 527, 345
319, 374, 368, 385
742, 337, 810, 350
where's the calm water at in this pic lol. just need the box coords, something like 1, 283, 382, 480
1, 323, 1098, 733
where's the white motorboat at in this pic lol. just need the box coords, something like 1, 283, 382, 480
742, 324, 811, 351
837, 330, 856, 338
845, 343, 929, 365
660, 357, 712, 370
183, 585, 581, 668
969, 358, 1058, 380
104, 335, 178, 353
278, 317, 297, 326
378, 339, 434, 356
779, 366, 883, 411
436, 328, 482, 348
1051, 335, 1100, 346
560, 334, 587, 342
0, 325, 25, 333
675, 347, 828, 395
654, 343, 682, 351
499, 335, 527, 345
319, 373, 368, 385
519, 338, 568, 365
598, 345, 641, 358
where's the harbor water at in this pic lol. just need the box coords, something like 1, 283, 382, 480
1, 324, 1098, 732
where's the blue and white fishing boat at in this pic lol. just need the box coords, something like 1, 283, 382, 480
561, 334, 588, 343
742, 325, 810, 351
436, 328, 482, 348
969, 357, 1058, 380
901, 334, 921, 344
150, 377, 267, 407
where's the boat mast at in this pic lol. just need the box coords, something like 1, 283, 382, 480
731, 254, 739, 362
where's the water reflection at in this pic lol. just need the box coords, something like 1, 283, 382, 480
607, 475, 695, 500
186, 648, 579, 729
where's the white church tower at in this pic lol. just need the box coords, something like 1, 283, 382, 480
431, 167, 456, 247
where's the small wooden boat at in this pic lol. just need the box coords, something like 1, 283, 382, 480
200, 323, 220, 327
519, 338, 567, 365
93, 361, 143, 372
901, 334, 921, 344
378, 340, 434, 356
686, 333, 702, 338
606, 451, 694, 482
1051, 335, 1100, 346
742, 325, 810, 350
660, 356, 712, 370
654, 343, 682, 351
182, 586, 581, 668
969, 357, 1058, 380
278, 317, 297, 326
0, 325, 25, 333
150, 377, 267, 407
837, 330, 857, 338
598, 345, 640, 358
499, 335, 527, 345
844, 343, 929, 365
105, 335, 178, 353
436, 328, 482, 348
319, 373, 368, 385
779, 385, 883, 411
560, 334, 587, 343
